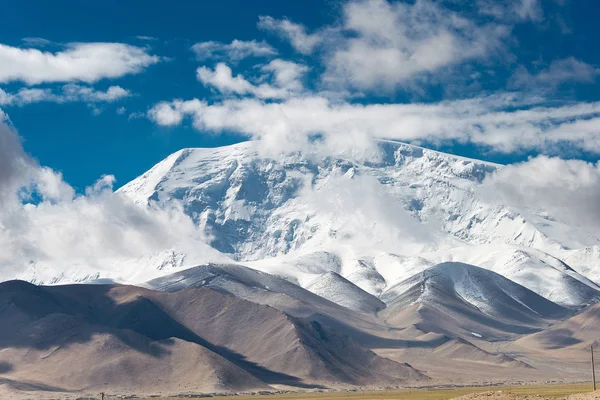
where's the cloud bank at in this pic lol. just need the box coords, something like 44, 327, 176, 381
484, 155, 600, 235
148, 94, 600, 157
0, 117, 227, 283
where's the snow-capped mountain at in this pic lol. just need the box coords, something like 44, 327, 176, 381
6, 139, 600, 392
116, 140, 600, 306
11, 139, 600, 311
119, 139, 600, 258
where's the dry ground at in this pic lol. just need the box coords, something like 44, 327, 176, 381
130, 383, 595, 400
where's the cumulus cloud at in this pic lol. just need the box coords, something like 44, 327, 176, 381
147, 93, 600, 157
258, 16, 323, 54
298, 173, 435, 255
484, 156, 600, 233
262, 59, 309, 92
0, 120, 35, 204
477, 0, 543, 22
0, 117, 228, 283
0, 42, 161, 85
192, 39, 277, 61
512, 58, 600, 89
196, 60, 308, 99
197, 64, 256, 95
0, 84, 131, 106
258, 0, 507, 92
322, 0, 507, 92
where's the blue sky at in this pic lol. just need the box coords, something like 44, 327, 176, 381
2, 0, 600, 191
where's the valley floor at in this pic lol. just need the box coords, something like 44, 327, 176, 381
132, 383, 599, 400
1, 382, 595, 400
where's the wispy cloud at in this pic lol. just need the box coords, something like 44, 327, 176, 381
258, 16, 323, 55
0, 84, 131, 106
192, 39, 277, 62
136, 35, 158, 41
148, 93, 600, 156
196, 60, 308, 99
21, 37, 52, 47
477, 0, 544, 22
0, 42, 162, 85
511, 58, 600, 89
259, 0, 508, 93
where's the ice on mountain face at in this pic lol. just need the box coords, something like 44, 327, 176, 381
120, 139, 600, 266
15, 247, 232, 286
563, 246, 600, 284
345, 258, 387, 296
306, 271, 385, 313
422, 244, 600, 307
371, 253, 435, 287
383, 262, 570, 322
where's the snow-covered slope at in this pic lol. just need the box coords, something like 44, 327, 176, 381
119, 140, 600, 260
111, 140, 600, 310
142, 263, 383, 326
383, 262, 569, 321
380, 262, 570, 340
9, 139, 600, 317
306, 272, 385, 313
422, 244, 600, 307
563, 246, 600, 284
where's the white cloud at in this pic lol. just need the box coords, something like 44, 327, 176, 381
128, 111, 146, 120
196, 61, 308, 100
258, 0, 507, 93
136, 35, 158, 41
298, 173, 434, 254
258, 16, 323, 54
62, 84, 131, 102
484, 156, 600, 232
0, 120, 35, 204
147, 93, 600, 157
321, 0, 507, 92
197, 63, 256, 95
0, 42, 161, 85
191, 39, 277, 61
116, 106, 127, 115
512, 58, 600, 88
0, 118, 227, 282
261, 59, 309, 92
0, 84, 131, 106
515, 0, 543, 21
477, 0, 543, 22
21, 37, 52, 47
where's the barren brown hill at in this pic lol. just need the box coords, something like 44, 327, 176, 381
516, 302, 600, 355
0, 280, 426, 394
